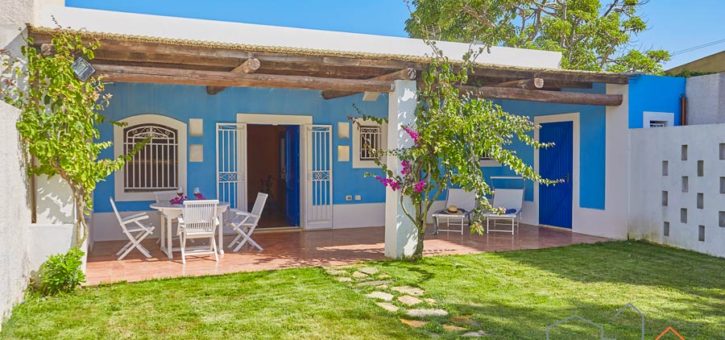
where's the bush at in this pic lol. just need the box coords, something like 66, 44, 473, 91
35, 247, 86, 296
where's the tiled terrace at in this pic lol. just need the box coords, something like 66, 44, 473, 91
86, 225, 607, 285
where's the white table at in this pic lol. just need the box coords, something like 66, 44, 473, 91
432, 209, 468, 235
150, 202, 229, 260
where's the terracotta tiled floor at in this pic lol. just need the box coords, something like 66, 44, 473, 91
86, 225, 607, 285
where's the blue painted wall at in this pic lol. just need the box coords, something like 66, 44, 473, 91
487, 83, 607, 210
94, 83, 388, 213
628, 74, 686, 128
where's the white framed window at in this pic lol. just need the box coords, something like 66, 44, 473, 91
114, 114, 187, 201
643, 111, 674, 128
479, 151, 500, 167
352, 118, 387, 168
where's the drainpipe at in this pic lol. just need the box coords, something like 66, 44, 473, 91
680, 96, 687, 126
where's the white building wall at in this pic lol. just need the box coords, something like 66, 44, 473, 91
628, 123, 725, 258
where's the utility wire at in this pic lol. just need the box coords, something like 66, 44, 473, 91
671, 38, 725, 56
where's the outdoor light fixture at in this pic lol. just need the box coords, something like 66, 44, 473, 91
72, 57, 95, 81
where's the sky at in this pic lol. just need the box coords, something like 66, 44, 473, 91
66, 0, 725, 70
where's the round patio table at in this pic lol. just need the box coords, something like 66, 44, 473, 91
150, 201, 230, 260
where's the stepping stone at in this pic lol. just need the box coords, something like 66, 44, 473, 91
406, 308, 448, 318
392, 286, 425, 296
424, 298, 437, 304
352, 271, 369, 279
378, 273, 391, 279
325, 268, 347, 276
337, 277, 352, 283
356, 280, 391, 287
397, 295, 423, 306
376, 284, 389, 290
400, 319, 428, 328
359, 267, 379, 275
443, 324, 467, 332
451, 315, 480, 327
365, 291, 393, 301
462, 330, 487, 337
376, 302, 399, 313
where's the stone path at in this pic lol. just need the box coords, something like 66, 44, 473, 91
323, 264, 487, 337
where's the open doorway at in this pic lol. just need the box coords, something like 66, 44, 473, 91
246, 124, 300, 228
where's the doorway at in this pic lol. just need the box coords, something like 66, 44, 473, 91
246, 124, 300, 228
538, 121, 573, 228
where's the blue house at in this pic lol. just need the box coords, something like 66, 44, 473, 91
28, 5, 685, 260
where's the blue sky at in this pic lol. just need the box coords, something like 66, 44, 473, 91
67, 0, 724, 69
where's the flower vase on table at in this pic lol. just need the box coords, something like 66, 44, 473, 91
170, 186, 187, 205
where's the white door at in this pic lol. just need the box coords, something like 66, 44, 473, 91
216, 123, 247, 211
304, 125, 333, 228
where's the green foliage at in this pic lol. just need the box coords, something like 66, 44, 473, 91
405, 0, 670, 73
359, 48, 553, 259
1, 30, 132, 245
35, 248, 86, 296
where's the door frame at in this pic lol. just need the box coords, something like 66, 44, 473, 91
236, 113, 312, 228
533, 113, 580, 229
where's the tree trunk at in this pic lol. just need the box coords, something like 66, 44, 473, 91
411, 221, 426, 261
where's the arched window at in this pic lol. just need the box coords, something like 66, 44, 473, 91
114, 114, 187, 201
123, 124, 178, 192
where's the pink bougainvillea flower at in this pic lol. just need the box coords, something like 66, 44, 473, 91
389, 180, 401, 191
401, 160, 411, 175
402, 126, 419, 144
414, 180, 426, 193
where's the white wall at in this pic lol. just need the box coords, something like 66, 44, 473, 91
628, 123, 725, 258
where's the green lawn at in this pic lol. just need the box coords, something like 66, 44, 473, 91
3, 241, 724, 339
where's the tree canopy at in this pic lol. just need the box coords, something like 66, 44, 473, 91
405, 0, 670, 73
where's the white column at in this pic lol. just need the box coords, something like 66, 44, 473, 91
384, 80, 418, 259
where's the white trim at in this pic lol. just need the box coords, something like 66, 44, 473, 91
643, 111, 674, 128
236, 113, 312, 125
533, 113, 580, 227
113, 114, 187, 201
352, 118, 388, 168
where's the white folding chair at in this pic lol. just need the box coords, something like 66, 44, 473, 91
110, 198, 155, 260
482, 188, 524, 234
228, 193, 268, 252
432, 189, 477, 234
178, 200, 219, 264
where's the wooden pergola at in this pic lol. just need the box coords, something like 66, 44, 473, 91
29, 27, 628, 106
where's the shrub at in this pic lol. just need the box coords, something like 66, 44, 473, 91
36, 247, 86, 296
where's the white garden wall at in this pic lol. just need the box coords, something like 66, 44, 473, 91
629, 123, 725, 258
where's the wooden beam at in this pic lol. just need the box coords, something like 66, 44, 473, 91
321, 68, 417, 99
494, 78, 544, 89
206, 58, 261, 95
460, 85, 622, 106
94, 64, 395, 93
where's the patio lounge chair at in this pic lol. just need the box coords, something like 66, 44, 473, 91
482, 188, 524, 234
178, 200, 220, 264
432, 189, 477, 234
228, 193, 268, 252
110, 198, 155, 260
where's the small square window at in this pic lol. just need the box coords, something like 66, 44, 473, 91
681, 145, 688, 160
721, 177, 725, 194
697, 193, 704, 209
697, 160, 704, 177
662, 191, 668, 206
680, 208, 687, 223
720, 143, 725, 160
698, 225, 705, 242
662, 161, 668, 176
720, 211, 725, 228
682, 176, 689, 193
663, 221, 670, 237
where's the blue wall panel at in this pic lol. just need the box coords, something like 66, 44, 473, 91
94, 83, 388, 213
628, 75, 686, 128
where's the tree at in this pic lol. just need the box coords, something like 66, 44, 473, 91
1, 30, 136, 246
357, 48, 554, 260
405, 0, 670, 73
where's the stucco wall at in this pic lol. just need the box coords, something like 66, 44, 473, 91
686, 73, 725, 125
628, 123, 725, 258
0, 100, 32, 325
628, 75, 686, 128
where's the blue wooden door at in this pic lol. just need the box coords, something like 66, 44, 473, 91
284, 126, 300, 226
539, 121, 573, 228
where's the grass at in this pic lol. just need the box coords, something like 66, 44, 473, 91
2, 241, 724, 339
